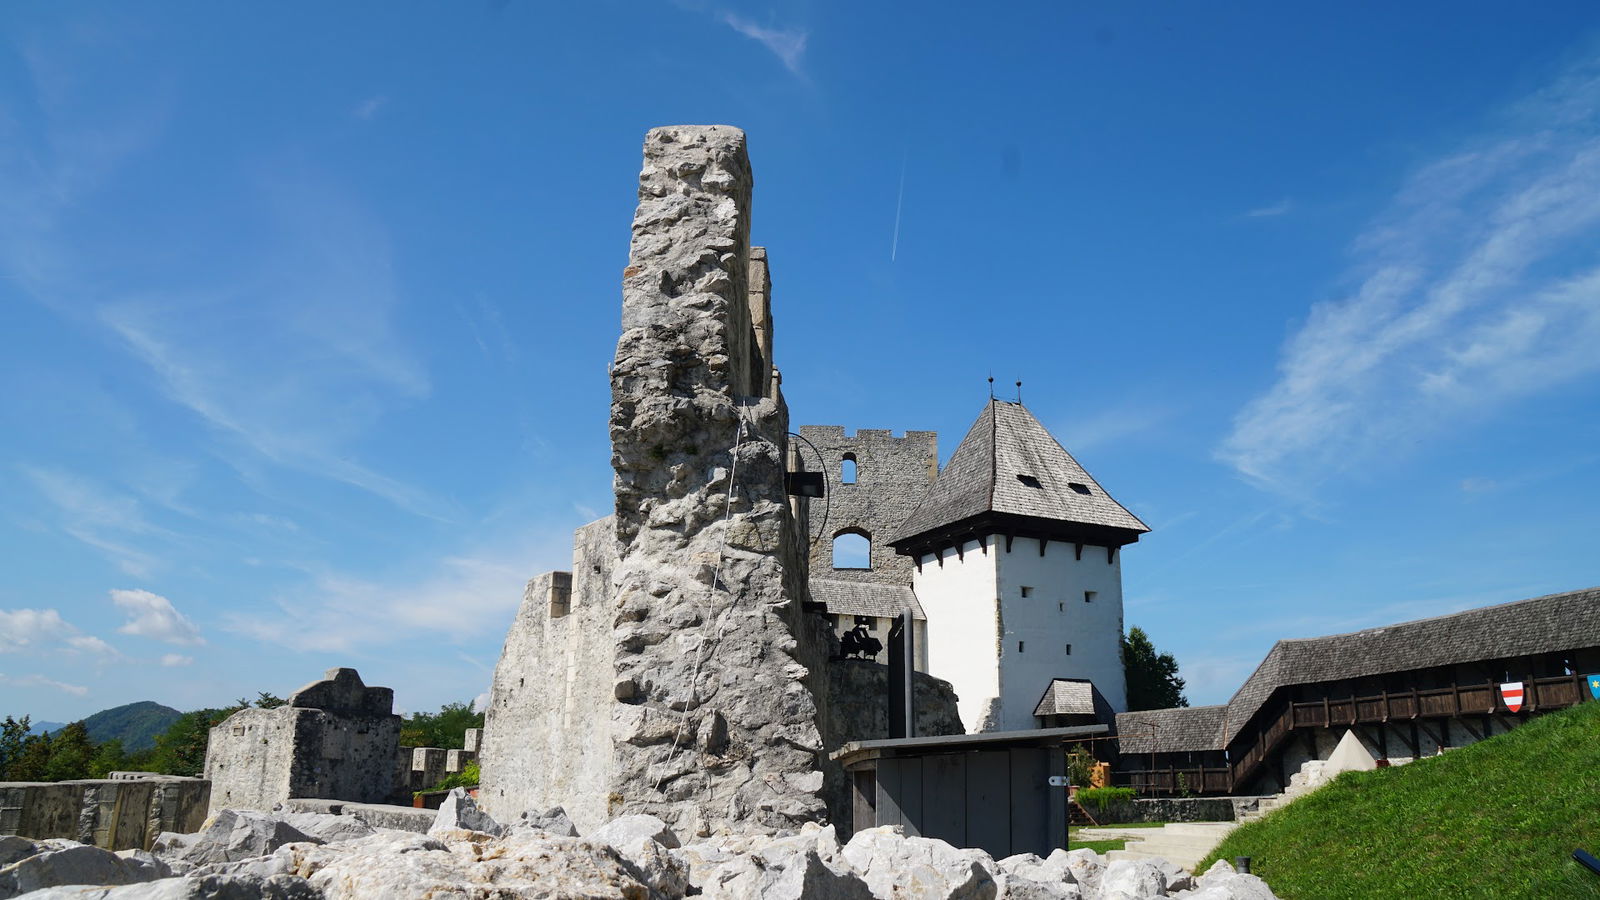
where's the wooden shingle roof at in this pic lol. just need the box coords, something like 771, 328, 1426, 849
1033, 678, 1100, 717
889, 400, 1148, 550
810, 578, 926, 621
1116, 705, 1227, 754
1115, 587, 1600, 754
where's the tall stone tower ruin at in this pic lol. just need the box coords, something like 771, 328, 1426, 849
481, 126, 830, 836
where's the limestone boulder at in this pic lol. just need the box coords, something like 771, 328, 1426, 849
276, 811, 382, 844
428, 788, 504, 837
993, 852, 1080, 899
1098, 858, 1167, 899
174, 810, 322, 866
17, 873, 319, 899
0, 843, 170, 898
1181, 861, 1279, 900
287, 828, 651, 899
0, 837, 33, 869
589, 814, 681, 850
517, 806, 579, 837
840, 826, 999, 900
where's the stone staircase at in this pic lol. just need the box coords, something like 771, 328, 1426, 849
1091, 822, 1239, 871
1237, 758, 1334, 823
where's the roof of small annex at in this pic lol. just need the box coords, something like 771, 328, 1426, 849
888, 399, 1148, 549
1032, 678, 1101, 718
810, 578, 927, 621
1116, 586, 1600, 754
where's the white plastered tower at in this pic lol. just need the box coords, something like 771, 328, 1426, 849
888, 399, 1149, 732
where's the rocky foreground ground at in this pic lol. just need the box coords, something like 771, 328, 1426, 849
0, 790, 1277, 899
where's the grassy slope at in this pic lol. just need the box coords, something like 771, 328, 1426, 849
1201, 700, 1600, 899
79, 701, 182, 751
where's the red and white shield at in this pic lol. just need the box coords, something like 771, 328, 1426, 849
1500, 681, 1524, 713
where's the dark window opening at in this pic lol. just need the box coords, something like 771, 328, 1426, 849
1065, 643, 1072, 655
1018, 641, 1025, 652
841, 453, 858, 484
1016, 474, 1042, 488
1084, 591, 1097, 603
1020, 586, 1033, 598
1068, 482, 1091, 495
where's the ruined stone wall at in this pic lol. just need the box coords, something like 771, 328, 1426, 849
605, 125, 829, 836
0, 776, 208, 850
204, 668, 400, 814
796, 426, 938, 584
480, 517, 619, 830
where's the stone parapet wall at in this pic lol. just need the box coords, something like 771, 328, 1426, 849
481, 518, 619, 830
1084, 796, 1247, 825
0, 776, 208, 850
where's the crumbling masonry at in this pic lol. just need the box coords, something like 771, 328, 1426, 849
480, 126, 960, 837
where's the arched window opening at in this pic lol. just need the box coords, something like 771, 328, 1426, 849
832, 530, 871, 570
841, 453, 858, 485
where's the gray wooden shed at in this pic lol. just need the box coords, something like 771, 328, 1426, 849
831, 725, 1109, 858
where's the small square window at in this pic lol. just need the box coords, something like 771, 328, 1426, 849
1020, 586, 1033, 598
1084, 591, 1097, 603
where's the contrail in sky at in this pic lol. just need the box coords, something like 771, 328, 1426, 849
891, 152, 906, 262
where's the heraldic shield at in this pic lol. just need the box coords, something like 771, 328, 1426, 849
1589, 674, 1600, 701
1500, 681, 1525, 712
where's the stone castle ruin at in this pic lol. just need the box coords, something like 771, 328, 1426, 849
478, 125, 960, 837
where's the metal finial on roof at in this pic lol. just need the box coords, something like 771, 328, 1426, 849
988, 376, 995, 400
1015, 381, 1023, 405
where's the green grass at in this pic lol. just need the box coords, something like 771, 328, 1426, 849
1199, 700, 1600, 899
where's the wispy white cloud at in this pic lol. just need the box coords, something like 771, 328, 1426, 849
0, 673, 88, 696
1057, 405, 1170, 454
20, 465, 167, 576
160, 653, 193, 667
1244, 198, 1293, 218
1219, 53, 1600, 494
224, 529, 569, 653
1, 27, 440, 522
0, 608, 76, 652
111, 588, 204, 646
0, 607, 123, 661
720, 12, 808, 74
353, 94, 388, 121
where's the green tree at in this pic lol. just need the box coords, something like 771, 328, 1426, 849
10, 733, 53, 781
1122, 626, 1188, 711
400, 701, 483, 749
88, 738, 128, 779
254, 692, 287, 710
0, 715, 30, 779
151, 705, 245, 777
43, 721, 94, 781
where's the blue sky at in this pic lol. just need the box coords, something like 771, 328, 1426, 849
4, 2, 1600, 721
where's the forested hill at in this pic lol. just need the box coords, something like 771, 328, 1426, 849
77, 701, 182, 751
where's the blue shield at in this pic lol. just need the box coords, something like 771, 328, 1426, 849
1589, 675, 1600, 701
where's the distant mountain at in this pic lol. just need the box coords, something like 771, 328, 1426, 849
27, 720, 66, 736
77, 701, 183, 751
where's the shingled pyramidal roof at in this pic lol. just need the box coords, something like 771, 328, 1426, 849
889, 399, 1149, 552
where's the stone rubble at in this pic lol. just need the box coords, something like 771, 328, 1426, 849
427, 788, 505, 838
0, 807, 1281, 899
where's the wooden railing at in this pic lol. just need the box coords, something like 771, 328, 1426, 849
1120, 765, 1232, 796
1226, 672, 1589, 791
